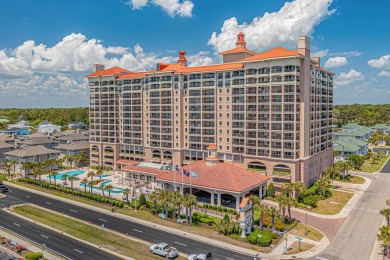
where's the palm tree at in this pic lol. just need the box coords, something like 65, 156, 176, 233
99, 183, 106, 197
22, 162, 35, 177
377, 225, 390, 258
123, 188, 131, 205
276, 193, 288, 221
105, 184, 113, 198
68, 176, 77, 189
171, 192, 183, 222
269, 207, 282, 233
62, 173, 69, 186
55, 158, 64, 172
380, 208, 390, 225
286, 197, 298, 221
76, 151, 88, 167
158, 190, 170, 217
3, 160, 12, 176
281, 183, 295, 198
65, 154, 75, 168
249, 195, 268, 230
149, 192, 159, 214
87, 171, 95, 182
96, 166, 104, 181
11, 160, 18, 175
81, 178, 88, 193
344, 161, 354, 179
87, 180, 94, 194
292, 182, 306, 198
186, 194, 197, 224
314, 177, 330, 197
323, 165, 340, 185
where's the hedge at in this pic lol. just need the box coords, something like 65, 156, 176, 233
17, 178, 124, 208
24, 252, 43, 260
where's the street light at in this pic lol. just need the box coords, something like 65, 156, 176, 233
305, 212, 308, 235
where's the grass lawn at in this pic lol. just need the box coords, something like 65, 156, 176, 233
286, 241, 314, 255
288, 223, 323, 242
337, 175, 366, 184
359, 155, 389, 173
0, 173, 8, 181
310, 190, 353, 215
11, 181, 269, 252
13, 204, 185, 260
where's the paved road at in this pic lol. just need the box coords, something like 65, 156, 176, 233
380, 156, 390, 173
0, 209, 120, 260
0, 248, 15, 260
310, 163, 390, 260
1, 186, 254, 260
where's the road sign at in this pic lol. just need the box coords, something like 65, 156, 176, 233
295, 236, 303, 240
285, 227, 289, 231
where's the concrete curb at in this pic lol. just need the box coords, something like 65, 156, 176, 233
5, 181, 330, 259
4, 204, 133, 260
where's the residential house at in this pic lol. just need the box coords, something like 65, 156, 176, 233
68, 122, 89, 130
333, 137, 368, 161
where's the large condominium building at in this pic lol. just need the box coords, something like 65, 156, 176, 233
87, 33, 334, 188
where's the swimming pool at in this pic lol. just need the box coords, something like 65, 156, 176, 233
80, 179, 124, 194
99, 174, 111, 177
50, 170, 84, 180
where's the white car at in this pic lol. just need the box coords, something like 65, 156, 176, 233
150, 243, 179, 259
188, 252, 213, 260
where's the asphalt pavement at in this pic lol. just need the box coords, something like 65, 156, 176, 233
1, 186, 254, 260
309, 163, 390, 260
0, 209, 120, 260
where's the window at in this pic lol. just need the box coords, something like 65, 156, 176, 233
219, 137, 222, 142
219, 105, 222, 109
176, 113, 178, 117
226, 97, 230, 101
176, 135, 178, 139
219, 121, 222, 126
176, 128, 178, 132
219, 145, 222, 150
219, 97, 222, 102
219, 113, 222, 117
227, 113, 229, 118
219, 89, 222, 94
227, 138, 230, 142
227, 146, 230, 150
175, 98, 178, 102
219, 129, 222, 134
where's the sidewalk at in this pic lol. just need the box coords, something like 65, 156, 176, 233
5, 181, 330, 260
269, 234, 329, 257
263, 175, 372, 220
0, 227, 61, 260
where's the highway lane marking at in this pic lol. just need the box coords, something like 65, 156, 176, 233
132, 229, 143, 233
98, 218, 107, 222
226, 258, 235, 260
316, 257, 328, 260
73, 249, 83, 254
174, 242, 187, 247
40, 234, 49, 239
25, 195, 30, 198
69, 209, 77, 213
45, 202, 52, 205
13, 223, 20, 227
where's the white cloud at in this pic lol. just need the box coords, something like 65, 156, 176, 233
335, 69, 364, 86
324, 56, 348, 68
378, 70, 390, 77
126, 0, 194, 17
0, 33, 214, 108
311, 49, 329, 58
329, 50, 362, 57
368, 55, 390, 69
128, 0, 148, 9
208, 0, 335, 53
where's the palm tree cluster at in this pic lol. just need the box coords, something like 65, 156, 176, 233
249, 195, 283, 234
64, 152, 88, 168
378, 199, 390, 258
322, 161, 354, 185
147, 190, 197, 224
2, 159, 18, 176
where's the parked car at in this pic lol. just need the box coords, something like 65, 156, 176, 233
150, 243, 179, 259
0, 184, 9, 193
188, 252, 213, 260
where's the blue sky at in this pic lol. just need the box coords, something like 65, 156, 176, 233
0, 0, 389, 108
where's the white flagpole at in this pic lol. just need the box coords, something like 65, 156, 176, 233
190, 167, 192, 195
174, 167, 176, 192
181, 167, 184, 195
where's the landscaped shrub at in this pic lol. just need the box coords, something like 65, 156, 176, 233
212, 205, 217, 210
223, 207, 228, 212
203, 203, 208, 208
24, 252, 43, 260
246, 231, 259, 244
303, 195, 318, 208
217, 206, 222, 212
139, 194, 147, 206
223, 214, 230, 223
267, 183, 275, 198
227, 208, 233, 214
257, 235, 272, 247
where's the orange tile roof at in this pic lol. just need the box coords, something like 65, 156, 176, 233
117, 72, 147, 79
207, 144, 217, 149
182, 63, 244, 73
157, 160, 269, 193
239, 198, 249, 208
219, 46, 256, 55
86, 67, 131, 78
241, 47, 302, 62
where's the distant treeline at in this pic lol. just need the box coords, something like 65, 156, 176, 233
0, 107, 89, 127
333, 104, 390, 126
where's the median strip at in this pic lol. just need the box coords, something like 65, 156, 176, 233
12, 204, 187, 260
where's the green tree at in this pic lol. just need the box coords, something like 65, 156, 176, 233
348, 154, 364, 169
99, 183, 106, 197
81, 178, 88, 193
276, 193, 288, 221
139, 194, 147, 206
123, 188, 130, 205
269, 207, 282, 234
380, 208, 390, 226
267, 183, 275, 198
377, 225, 390, 258
314, 177, 330, 197
68, 176, 76, 189
105, 184, 113, 198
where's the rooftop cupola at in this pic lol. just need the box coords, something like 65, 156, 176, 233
236, 32, 247, 48
177, 50, 187, 66
205, 144, 219, 166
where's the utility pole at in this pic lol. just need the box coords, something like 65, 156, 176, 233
305, 212, 308, 235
